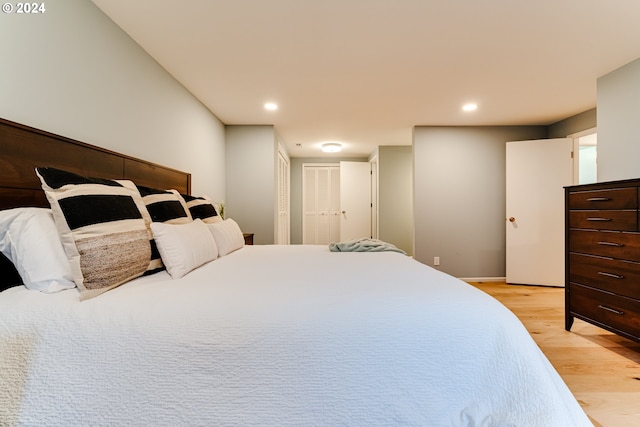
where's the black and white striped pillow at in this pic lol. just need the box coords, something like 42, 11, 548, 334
136, 185, 193, 274
181, 194, 222, 224
36, 167, 151, 300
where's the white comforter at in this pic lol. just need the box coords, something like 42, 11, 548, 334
0, 245, 591, 426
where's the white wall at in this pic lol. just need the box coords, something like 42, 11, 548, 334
597, 58, 640, 182
0, 0, 225, 198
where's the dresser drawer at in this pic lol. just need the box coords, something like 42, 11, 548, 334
568, 187, 637, 210
569, 253, 640, 300
568, 210, 637, 231
569, 284, 640, 338
569, 229, 640, 262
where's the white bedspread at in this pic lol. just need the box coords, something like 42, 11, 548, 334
0, 245, 591, 426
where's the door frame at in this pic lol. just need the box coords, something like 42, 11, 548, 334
568, 127, 597, 185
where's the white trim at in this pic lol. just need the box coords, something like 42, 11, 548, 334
567, 127, 597, 139
302, 162, 340, 168
459, 277, 506, 283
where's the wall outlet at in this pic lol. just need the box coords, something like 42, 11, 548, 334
434, 256, 440, 266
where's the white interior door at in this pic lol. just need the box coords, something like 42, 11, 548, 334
303, 164, 339, 244
340, 161, 372, 241
506, 138, 573, 286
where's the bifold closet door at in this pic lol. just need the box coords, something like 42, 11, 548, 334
303, 165, 340, 244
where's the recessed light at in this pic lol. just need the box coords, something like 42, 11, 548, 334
321, 142, 342, 153
264, 102, 278, 111
462, 103, 478, 112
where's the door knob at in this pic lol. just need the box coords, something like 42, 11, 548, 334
508, 217, 516, 222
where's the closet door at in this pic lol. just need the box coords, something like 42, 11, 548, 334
303, 164, 339, 244
328, 166, 341, 242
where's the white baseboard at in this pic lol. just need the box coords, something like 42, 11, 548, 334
459, 277, 506, 283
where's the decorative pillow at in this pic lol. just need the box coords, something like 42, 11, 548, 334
0, 207, 75, 292
180, 194, 222, 224
136, 186, 192, 224
207, 218, 245, 256
36, 167, 151, 300
150, 219, 218, 279
136, 185, 193, 274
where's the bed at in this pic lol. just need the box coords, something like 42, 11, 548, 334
0, 118, 592, 426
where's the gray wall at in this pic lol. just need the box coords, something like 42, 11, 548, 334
548, 108, 597, 138
597, 58, 640, 181
289, 157, 368, 244
378, 146, 413, 255
413, 126, 547, 279
0, 0, 226, 198
225, 125, 277, 244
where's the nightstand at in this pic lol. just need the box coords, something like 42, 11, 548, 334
243, 233, 254, 245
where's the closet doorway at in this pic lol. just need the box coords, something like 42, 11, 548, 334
303, 164, 341, 244
302, 162, 372, 245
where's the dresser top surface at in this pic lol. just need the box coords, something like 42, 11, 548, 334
566, 178, 640, 192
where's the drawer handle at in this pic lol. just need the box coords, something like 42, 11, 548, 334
586, 197, 611, 202
597, 271, 625, 279
597, 241, 625, 247
598, 305, 624, 316
587, 217, 612, 222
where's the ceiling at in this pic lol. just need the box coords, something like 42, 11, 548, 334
90, 0, 640, 158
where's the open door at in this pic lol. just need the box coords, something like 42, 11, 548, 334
340, 161, 372, 241
506, 139, 573, 287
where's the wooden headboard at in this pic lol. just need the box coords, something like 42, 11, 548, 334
0, 117, 192, 290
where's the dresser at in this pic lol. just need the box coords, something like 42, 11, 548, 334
565, 179, 640, 342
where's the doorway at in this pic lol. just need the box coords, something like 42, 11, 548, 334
302, 163, 340, 245
572, 129, 597, 184
302, 162, 372, 244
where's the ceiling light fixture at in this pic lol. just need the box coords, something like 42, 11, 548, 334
264, 102, 278, 111
462, 103, 478, 112
321, 142, 342, 153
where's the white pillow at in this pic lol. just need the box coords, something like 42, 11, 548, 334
150, 219, 218, 279
0, 207, 75, 292
207, 218, 245, 256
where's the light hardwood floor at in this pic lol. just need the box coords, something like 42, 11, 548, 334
469, 282, 640, 427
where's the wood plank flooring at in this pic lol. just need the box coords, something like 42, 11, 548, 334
469, 282, 640, 427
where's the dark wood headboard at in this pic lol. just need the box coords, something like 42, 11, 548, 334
0, 117, 192, 290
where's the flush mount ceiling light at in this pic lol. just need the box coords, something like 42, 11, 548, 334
462, 103, 478, 112
264, 102, 278, 111
321, 142, 342, 153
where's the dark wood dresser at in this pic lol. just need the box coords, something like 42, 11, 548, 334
565, 178, 640, 342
